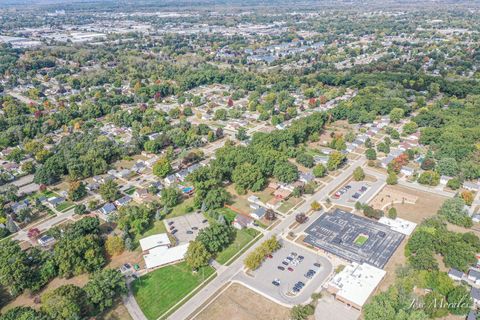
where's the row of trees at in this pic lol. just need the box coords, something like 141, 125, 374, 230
244, 237, 281, 270
0, 269, 127, 320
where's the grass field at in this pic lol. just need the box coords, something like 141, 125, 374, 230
167, 197, 195, 218
354, 234, 368, 246
132, 262, 215, 320
56, 201, 75, 212
216, 228, 260, 265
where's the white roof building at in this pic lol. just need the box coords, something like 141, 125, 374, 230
143, 243, 189, 269
139, 234, 171, 251
327, 262, 386, 310
378, 217, 417, 236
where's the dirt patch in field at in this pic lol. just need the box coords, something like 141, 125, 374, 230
370, 185, 446, 224
101, 301, 133, 320
194, 283, 290, 320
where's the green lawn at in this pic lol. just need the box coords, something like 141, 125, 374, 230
56, 201, 75, 212
216, 207, 237, 223
167, 197, 195, 218
124, 187, 136, 195
132, 262, 215, 320
216, 228, 260, 265
354, 234, 369, 246
138, 220, 167, 239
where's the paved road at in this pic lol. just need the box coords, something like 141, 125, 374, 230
13, 207, 76, 242
124, 282, 148, 320
364, 167, 455, 198
168, 157, 366, 320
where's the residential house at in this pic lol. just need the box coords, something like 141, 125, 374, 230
380, 155, 394, 168
164, 174, 177, 186
313, 155, 328, 165
448, 268, 464, 281
100, 203, 116, 215
251, 206, 266, 220
38, 235, 56, 247
11, 200, 30, 214
48, 196, 65, 207
299, 172, 315, 184
86, 182, 100, 192
134, 188, 149, 199
175, 169, 189, 182
468, 269, 480, 284
400, 166, 415, 176
471, 287, 480, 307
273, 187, 292, 200
232, 214, 253, 230
440, 175, 452, 186
463, 181, 480, 192
115, 195, 132, 207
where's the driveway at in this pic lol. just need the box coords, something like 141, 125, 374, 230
234, 241, 332, 306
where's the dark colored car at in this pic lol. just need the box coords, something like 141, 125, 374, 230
313, 263, 321, 267
278, 266, 285, 271
272, 280, 280, 286
286, 256, 293, 261
186, 230, 194, 234
352, 193, 360, 199
202, 219, 208, 223
282, 261, 289, 266
171, 229, 177, 234
360, 186, 368, 192
168, 221, 174, 226
298, 255, 304, 261
192, 227, 198, 230
288, 267, 294, 272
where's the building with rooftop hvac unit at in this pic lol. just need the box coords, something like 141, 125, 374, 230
327, 262, 386, 310
140, 233, 189, 270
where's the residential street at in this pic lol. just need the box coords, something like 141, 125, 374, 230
168, 157, 366, 320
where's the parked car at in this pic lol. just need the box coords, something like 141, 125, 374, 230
278, 266, 285, 271
291, 252, 298, 257
171, 229, 177, 234
192, 227, 198, 230
360, 186, 368, 192
313, 262, 321, 268
272, 279, 280, 286
282, 261, 289, 266
288, 267, 294, 272
202, 219, 208, 223
168, 221, 174, 226
267, 254, 273, 259
286, 256, 293, 261
186, 230, 193, 234
352, 192, 360, 199
298, 255, 304, 261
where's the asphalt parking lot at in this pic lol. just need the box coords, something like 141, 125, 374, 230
164, 212, 209, 244
332, 180, 384, 207
235, 241, 332, 305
